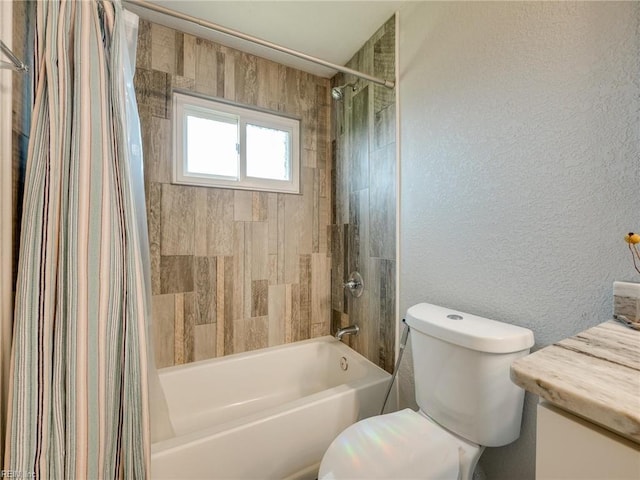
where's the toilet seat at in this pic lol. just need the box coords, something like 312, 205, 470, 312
318, 409, 461, 479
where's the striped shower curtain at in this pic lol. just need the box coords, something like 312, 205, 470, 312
5, 1, 150, 478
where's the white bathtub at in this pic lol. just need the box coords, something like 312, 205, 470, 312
151, 336, 391, 479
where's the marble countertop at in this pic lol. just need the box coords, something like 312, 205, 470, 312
510, 320, 640, 444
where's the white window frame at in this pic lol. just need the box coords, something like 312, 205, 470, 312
173, 91, 301, 194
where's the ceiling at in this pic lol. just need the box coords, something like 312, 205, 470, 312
126, 1, 404, 78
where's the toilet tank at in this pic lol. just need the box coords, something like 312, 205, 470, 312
405, 303, 534, 447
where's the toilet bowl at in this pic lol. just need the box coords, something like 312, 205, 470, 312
318, 303, 534, 479
319, 409, 483, 480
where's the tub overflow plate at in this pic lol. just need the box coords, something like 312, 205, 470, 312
340, 356, 348, 371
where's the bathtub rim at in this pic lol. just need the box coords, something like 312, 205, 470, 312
155, 335, 386, 377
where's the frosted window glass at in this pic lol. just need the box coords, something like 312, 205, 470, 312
246, 124, 290, 181
186, 115, 239, 178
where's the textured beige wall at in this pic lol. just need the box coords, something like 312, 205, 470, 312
399, 2, 640, 478
135, 21, 332, 367
331, 16, 397, 372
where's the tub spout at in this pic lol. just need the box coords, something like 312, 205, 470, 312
335, 325, 359, 340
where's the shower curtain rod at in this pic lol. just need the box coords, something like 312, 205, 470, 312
123, 0, 395, 89
0, 40, 27, 73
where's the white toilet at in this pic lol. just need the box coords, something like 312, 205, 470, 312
318, 303, 535, 480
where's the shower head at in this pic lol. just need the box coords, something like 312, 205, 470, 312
331, 82, 357, 101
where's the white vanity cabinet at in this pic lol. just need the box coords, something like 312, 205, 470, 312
536, 401, 640, 480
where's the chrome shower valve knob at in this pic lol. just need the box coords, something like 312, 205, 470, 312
343, 272, 364, 297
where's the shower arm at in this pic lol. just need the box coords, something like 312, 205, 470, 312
123, 0, 395, 90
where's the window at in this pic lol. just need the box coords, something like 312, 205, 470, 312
173, 92, 300, 193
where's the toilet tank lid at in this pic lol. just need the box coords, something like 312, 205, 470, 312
405, 303, 534, 354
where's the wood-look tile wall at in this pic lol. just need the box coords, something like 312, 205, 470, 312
135, 21, 332, 367
331, 17, 397, 373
